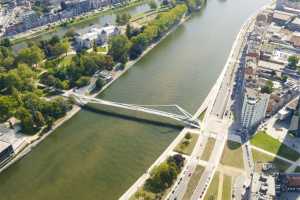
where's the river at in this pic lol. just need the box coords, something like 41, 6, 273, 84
0, 0, 269, 199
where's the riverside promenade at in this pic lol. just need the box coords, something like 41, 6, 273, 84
120, 2, 274, 200
190, 2, 274, 200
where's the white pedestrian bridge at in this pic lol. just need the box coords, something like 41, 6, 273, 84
67, 92, 201, 129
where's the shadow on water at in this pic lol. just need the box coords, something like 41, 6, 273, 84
83, 103, 184, 130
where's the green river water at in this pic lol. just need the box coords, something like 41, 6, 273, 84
0, 0, 269, 199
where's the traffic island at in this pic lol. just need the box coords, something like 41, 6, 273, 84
182, 165, 205, 200
222, 175, 232, 200
203, 171, 220, 200
200, 137, 216, 161
220, 141, 244, 169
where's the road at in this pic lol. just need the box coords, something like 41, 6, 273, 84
169, 5, 266, 199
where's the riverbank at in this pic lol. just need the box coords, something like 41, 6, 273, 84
10, 0, 149, 45
0, 12, 191, 174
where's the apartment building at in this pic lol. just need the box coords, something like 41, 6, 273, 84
241, 88, 270, 131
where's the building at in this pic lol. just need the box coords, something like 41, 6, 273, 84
250, 172, 276, 200
241, 88, 270, 131
0, 140, 14, 167
289, 98, 300, 136
75, 25, 120, 49
288, 17, 300, 32
4, 0, 117, 36
272, 10, 295, 27
276, 173, 300, 194
289, 33, 300, 48
276, 0, 300, 14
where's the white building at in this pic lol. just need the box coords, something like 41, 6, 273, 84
241, 88, 270, 130
75, 25, 120, 49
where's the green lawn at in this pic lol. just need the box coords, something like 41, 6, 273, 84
204, 172, 220, 200
252, 149, 291, 172
174, 133, 199, 155
222, 175, 232, 200
183, 165, 205, 200
221, 141, 244, 169
250, 131, 300, 161
96, 46, 107, 53
59, 55, 74, 67
201, 137, 216, 161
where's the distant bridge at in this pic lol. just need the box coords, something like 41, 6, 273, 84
68, 93, 201, 129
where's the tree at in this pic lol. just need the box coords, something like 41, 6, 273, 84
145, 154, 184, 193
64, 28, 76, 39
45, 97, 72, 119
17, 45, 45, 67
17, 107, 36, 134
0, 38, 11, 48
96, 78, 106, 90
125, 24, 132, 38
75, 76, 90, 87
0, 96, 16, 122
51, 39, 70, 57
5, 64, 37, 92
49, 35, 60, 46
129, 34, 149, 59
116, 13, 131, 26
45, 116, 54, 130
108, 35, 131, 63
185, 132, 192, 139
261, 80, 273, 94
148, 0, 158, 9
281, 75, 288, 82
288, 55, 299, 70
34, 111, 46, 127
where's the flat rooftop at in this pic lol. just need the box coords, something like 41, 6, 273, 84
258, 60, 285, 72
292, 17, 300, 25
273, 10, 295, 21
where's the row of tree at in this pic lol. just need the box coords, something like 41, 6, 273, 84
144, 154, 185, 193
108, 4, 188, 64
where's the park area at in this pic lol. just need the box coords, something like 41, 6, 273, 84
252, 149, 291, 172
174, 133, 199, 155
250, 131, 300, 161
200, 137, 216, 161
221, 141, 244, 169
